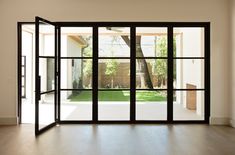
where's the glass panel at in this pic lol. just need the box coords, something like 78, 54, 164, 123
39, 24, 55, 56
61, 59, 92, 89
22, 70, 25, 76
136, 59, 167, 89
61, 27, 93, 57
39, 58, 55, 92
61, 91, 92, 120
98, 27, 130, 57
136, 91, 167, 120
136, 28, 168, 57
22, 78, 25, 85
22, 30, 33, 56
38, 92, 55, 129
22, 56, 25, 62
98, 59, 130, 89
174, 59, 204, 89
174, 28, 204, 57
98, 91, 130, 120
21, 87, 25, 96
173, 91, 204, 120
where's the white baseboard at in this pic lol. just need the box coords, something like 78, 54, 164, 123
0, 117, 18, 125
210, 117, 230, 125
230, 119, 235, 128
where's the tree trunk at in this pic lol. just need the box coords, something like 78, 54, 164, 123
121, 36, 153, 89
111, 76, 114, 88
89, 76, 92, 88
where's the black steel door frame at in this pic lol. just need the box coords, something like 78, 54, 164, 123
35, 17, 59, 135
17, 20, 210, 134
56, 21, 210, 124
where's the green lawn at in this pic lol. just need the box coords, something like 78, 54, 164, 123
69, 91, 166, 102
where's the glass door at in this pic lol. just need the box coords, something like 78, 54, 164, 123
98, 27, 131, 121
135, 27, 168, 121
35, 17, 57, 135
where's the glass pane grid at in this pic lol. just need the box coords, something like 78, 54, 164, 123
173, 57, 205, 59
60, 89, 92, 91
98, 57, 131, 59
60, 57, 93, 59
39, 24, 55, 57
173, 89, 205, 91
136, 59, 167, 89
173, 90, 205, 121
55, 25, 207, 122
61, 27, 93, 57
136, 90, 167, 120
98, 89, 130, 91
60, 90, 92, 121
174, 59, 204, 89
98, 90, 130, 120
173, 27, 205, 58
136, 89, 167, 91
98, 59, 130, 89
60, 58, 93, 89
98, 27, 130, 58
136, 57, 168, 59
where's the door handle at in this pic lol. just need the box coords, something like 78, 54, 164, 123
37, 76, 41, 100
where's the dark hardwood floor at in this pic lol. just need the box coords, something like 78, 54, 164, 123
0, 124, 235, 155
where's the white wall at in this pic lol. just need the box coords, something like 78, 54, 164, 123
22, 30, 33, 103
0, 0, 231, 125
60, 35, 68, 100
177, 28, 204, 116
67, 37, 82, 90
60, 36, 82, 100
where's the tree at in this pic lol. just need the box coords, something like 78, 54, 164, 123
151, 36, 167, 87
104, 36, 120, 88
151, 36, 177, 87
83, 59, 92, 88
105, 59, 119, 88
121, 36, 153, 89
82, 40, 92, 88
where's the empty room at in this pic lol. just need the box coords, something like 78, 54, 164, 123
0, 0, 235, 154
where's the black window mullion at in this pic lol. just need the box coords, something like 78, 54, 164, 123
35, 17, 40, 135
167, 26, 173, 122
57, 26, 61, 122
204, 24, 210, 123
130, 27, 136, 122
54, 25, 58, 123
93, 26, 98, 122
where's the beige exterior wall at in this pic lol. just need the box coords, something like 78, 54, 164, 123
0, 0, 231, 125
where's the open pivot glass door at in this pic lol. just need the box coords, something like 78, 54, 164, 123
35, 17, 58, 135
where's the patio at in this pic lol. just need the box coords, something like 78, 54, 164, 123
22, 99, 203, 124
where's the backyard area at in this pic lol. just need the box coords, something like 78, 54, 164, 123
68, 91, 167, 102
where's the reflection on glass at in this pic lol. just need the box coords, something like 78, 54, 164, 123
174, 59, 204, 89
39, 58, 55, 92
61, 91, 92, 120
99, 27, 130, 57
98, 91, 130, 120
61, 27, 93, 57
39, 92, 55, 129
39, 24, 55, 56
136, 59, 167, 89
136, 28, 167, 57
98, 59, 130, 89
174, 28, 204, 57
61, 59, 92, 89
136, 91, 167, 120
173, 91, 204, 120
